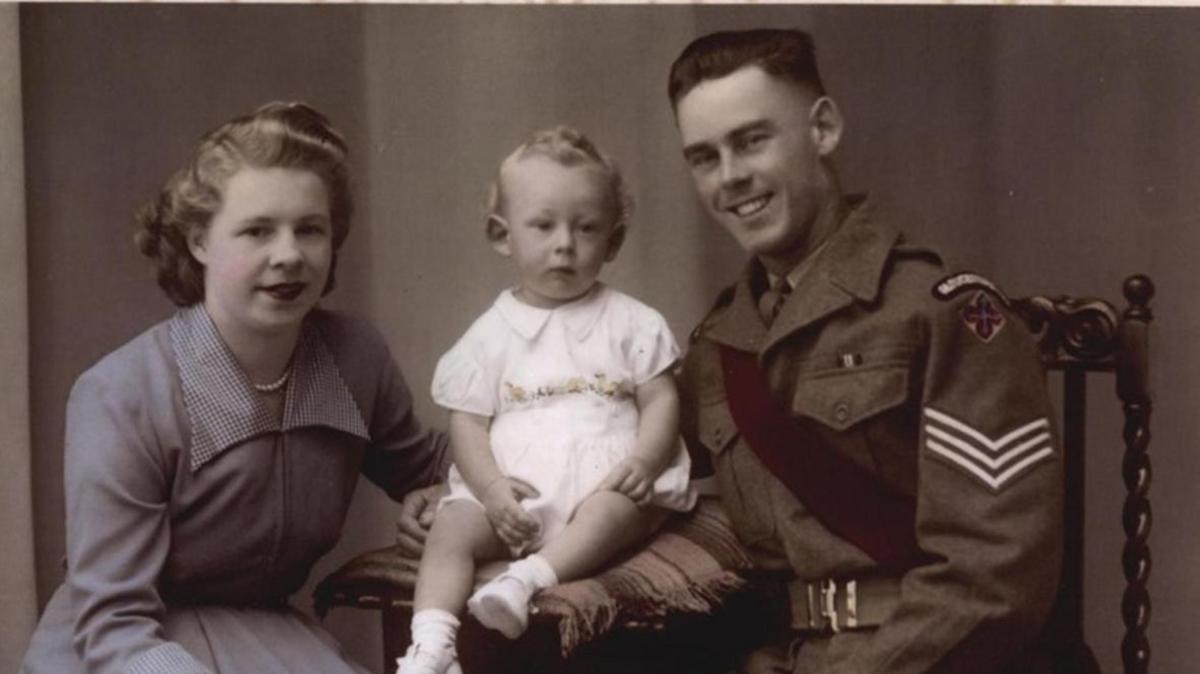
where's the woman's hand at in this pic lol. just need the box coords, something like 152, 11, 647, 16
480, 476, 541, 549
597, 457, 655, 506
396, 482, 448, 557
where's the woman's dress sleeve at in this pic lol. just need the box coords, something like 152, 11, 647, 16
359, 340, 453, 501
63, 371, 213, 674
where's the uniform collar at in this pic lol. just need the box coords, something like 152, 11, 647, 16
704, 271, 768, 353
171, 305, 369, 471
705, 196, 900, 353
810, 196, 897, 305
494, 283, 608, 342
765, 263, 805, 294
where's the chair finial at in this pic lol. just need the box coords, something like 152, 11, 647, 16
1123, 275, 1155, 318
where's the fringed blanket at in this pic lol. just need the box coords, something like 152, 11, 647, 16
313, 496, 753, 656
534, 496, 753, 654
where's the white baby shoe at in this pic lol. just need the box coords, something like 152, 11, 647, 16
395, 642, 462, 674
466, 572, 535, 639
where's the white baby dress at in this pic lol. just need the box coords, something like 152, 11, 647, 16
431, 283, 696, 550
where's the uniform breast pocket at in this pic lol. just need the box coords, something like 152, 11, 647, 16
792, 363, 911, 432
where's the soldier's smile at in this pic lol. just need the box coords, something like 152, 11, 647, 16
730, 194, 772, 218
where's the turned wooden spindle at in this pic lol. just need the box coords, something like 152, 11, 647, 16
1117, 274, 1154, 674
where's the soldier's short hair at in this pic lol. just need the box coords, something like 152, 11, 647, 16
668, 28, 827, 110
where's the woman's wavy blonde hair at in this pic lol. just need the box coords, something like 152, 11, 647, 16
134, 102, 353, 306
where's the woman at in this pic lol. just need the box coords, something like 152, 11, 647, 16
21, 102, 448, 674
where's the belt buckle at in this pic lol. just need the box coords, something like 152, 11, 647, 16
804, 583, 820, 631
820, 579, 840, 634
845, 579, 858, 629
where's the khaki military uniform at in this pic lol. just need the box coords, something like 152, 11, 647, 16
680, 199, 1063, 673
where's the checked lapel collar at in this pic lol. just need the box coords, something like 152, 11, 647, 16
173, 305, 369, 472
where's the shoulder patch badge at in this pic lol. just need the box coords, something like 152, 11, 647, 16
960, 291, 1006, 342
932, 272, 1011, 306
923, 407, 1055, 491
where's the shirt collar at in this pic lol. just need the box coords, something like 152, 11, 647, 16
494, 283, 608, 341
171, 305, 369, 471
765, 236, 834, 292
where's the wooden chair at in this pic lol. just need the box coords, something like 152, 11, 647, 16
315, 274, 1155, 674
1010, 274, 1155, 674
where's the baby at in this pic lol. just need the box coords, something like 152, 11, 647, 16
397, 126, 696, 674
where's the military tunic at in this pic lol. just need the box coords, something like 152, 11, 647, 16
679, 199, 1063, 673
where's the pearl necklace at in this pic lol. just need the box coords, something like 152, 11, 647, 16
252, 367, 292, 394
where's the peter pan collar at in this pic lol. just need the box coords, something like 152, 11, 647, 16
171, 305, 369, 471
494, 283, 608, 342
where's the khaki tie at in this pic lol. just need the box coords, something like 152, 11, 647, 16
758, 278, 792, 326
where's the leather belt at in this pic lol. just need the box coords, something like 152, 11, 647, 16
787, 576, 900, 633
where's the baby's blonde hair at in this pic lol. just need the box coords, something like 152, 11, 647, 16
485, 125, 634, 234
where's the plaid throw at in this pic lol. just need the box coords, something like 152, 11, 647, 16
535, 496, 752, 653
314, 496, 753, 655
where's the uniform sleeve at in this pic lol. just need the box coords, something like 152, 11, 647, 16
677, 336, 717, 480
360, 351, 452, 501
625, 303, 682, 385
845, 289, 1064, 674
63, 372, 213, 674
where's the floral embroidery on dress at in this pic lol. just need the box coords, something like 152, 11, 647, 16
504, 373, 633, 405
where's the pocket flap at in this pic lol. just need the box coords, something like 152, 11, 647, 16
695, 399, 740, 455
792, 365, 910, 431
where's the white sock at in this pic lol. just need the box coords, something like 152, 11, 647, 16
508, 554, 559, 590
397, 609, 461, 674
410, 608, 460, 651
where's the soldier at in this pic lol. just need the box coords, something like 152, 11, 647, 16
670, 29, 1064, 673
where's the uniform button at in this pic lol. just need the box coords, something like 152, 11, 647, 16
834, 403, 850, 423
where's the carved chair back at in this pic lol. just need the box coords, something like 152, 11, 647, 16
1012, 274, 1154, 674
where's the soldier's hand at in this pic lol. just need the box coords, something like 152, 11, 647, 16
739, 642, 793, 674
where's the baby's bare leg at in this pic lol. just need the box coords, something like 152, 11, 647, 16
537, 490, 665, 582
466, 492, 660, 638
414, 500, 507, 613
401, 502, 510, 674
467, 492, 668, 639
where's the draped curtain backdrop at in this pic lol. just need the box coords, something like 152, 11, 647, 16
12, 6, 1200, 673
1, 5, 37, 674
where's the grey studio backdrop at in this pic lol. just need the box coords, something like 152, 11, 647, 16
7, 4, 1199, 673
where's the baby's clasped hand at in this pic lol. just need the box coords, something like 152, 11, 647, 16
481, 476, 541, 549
597, 456, 656, 506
